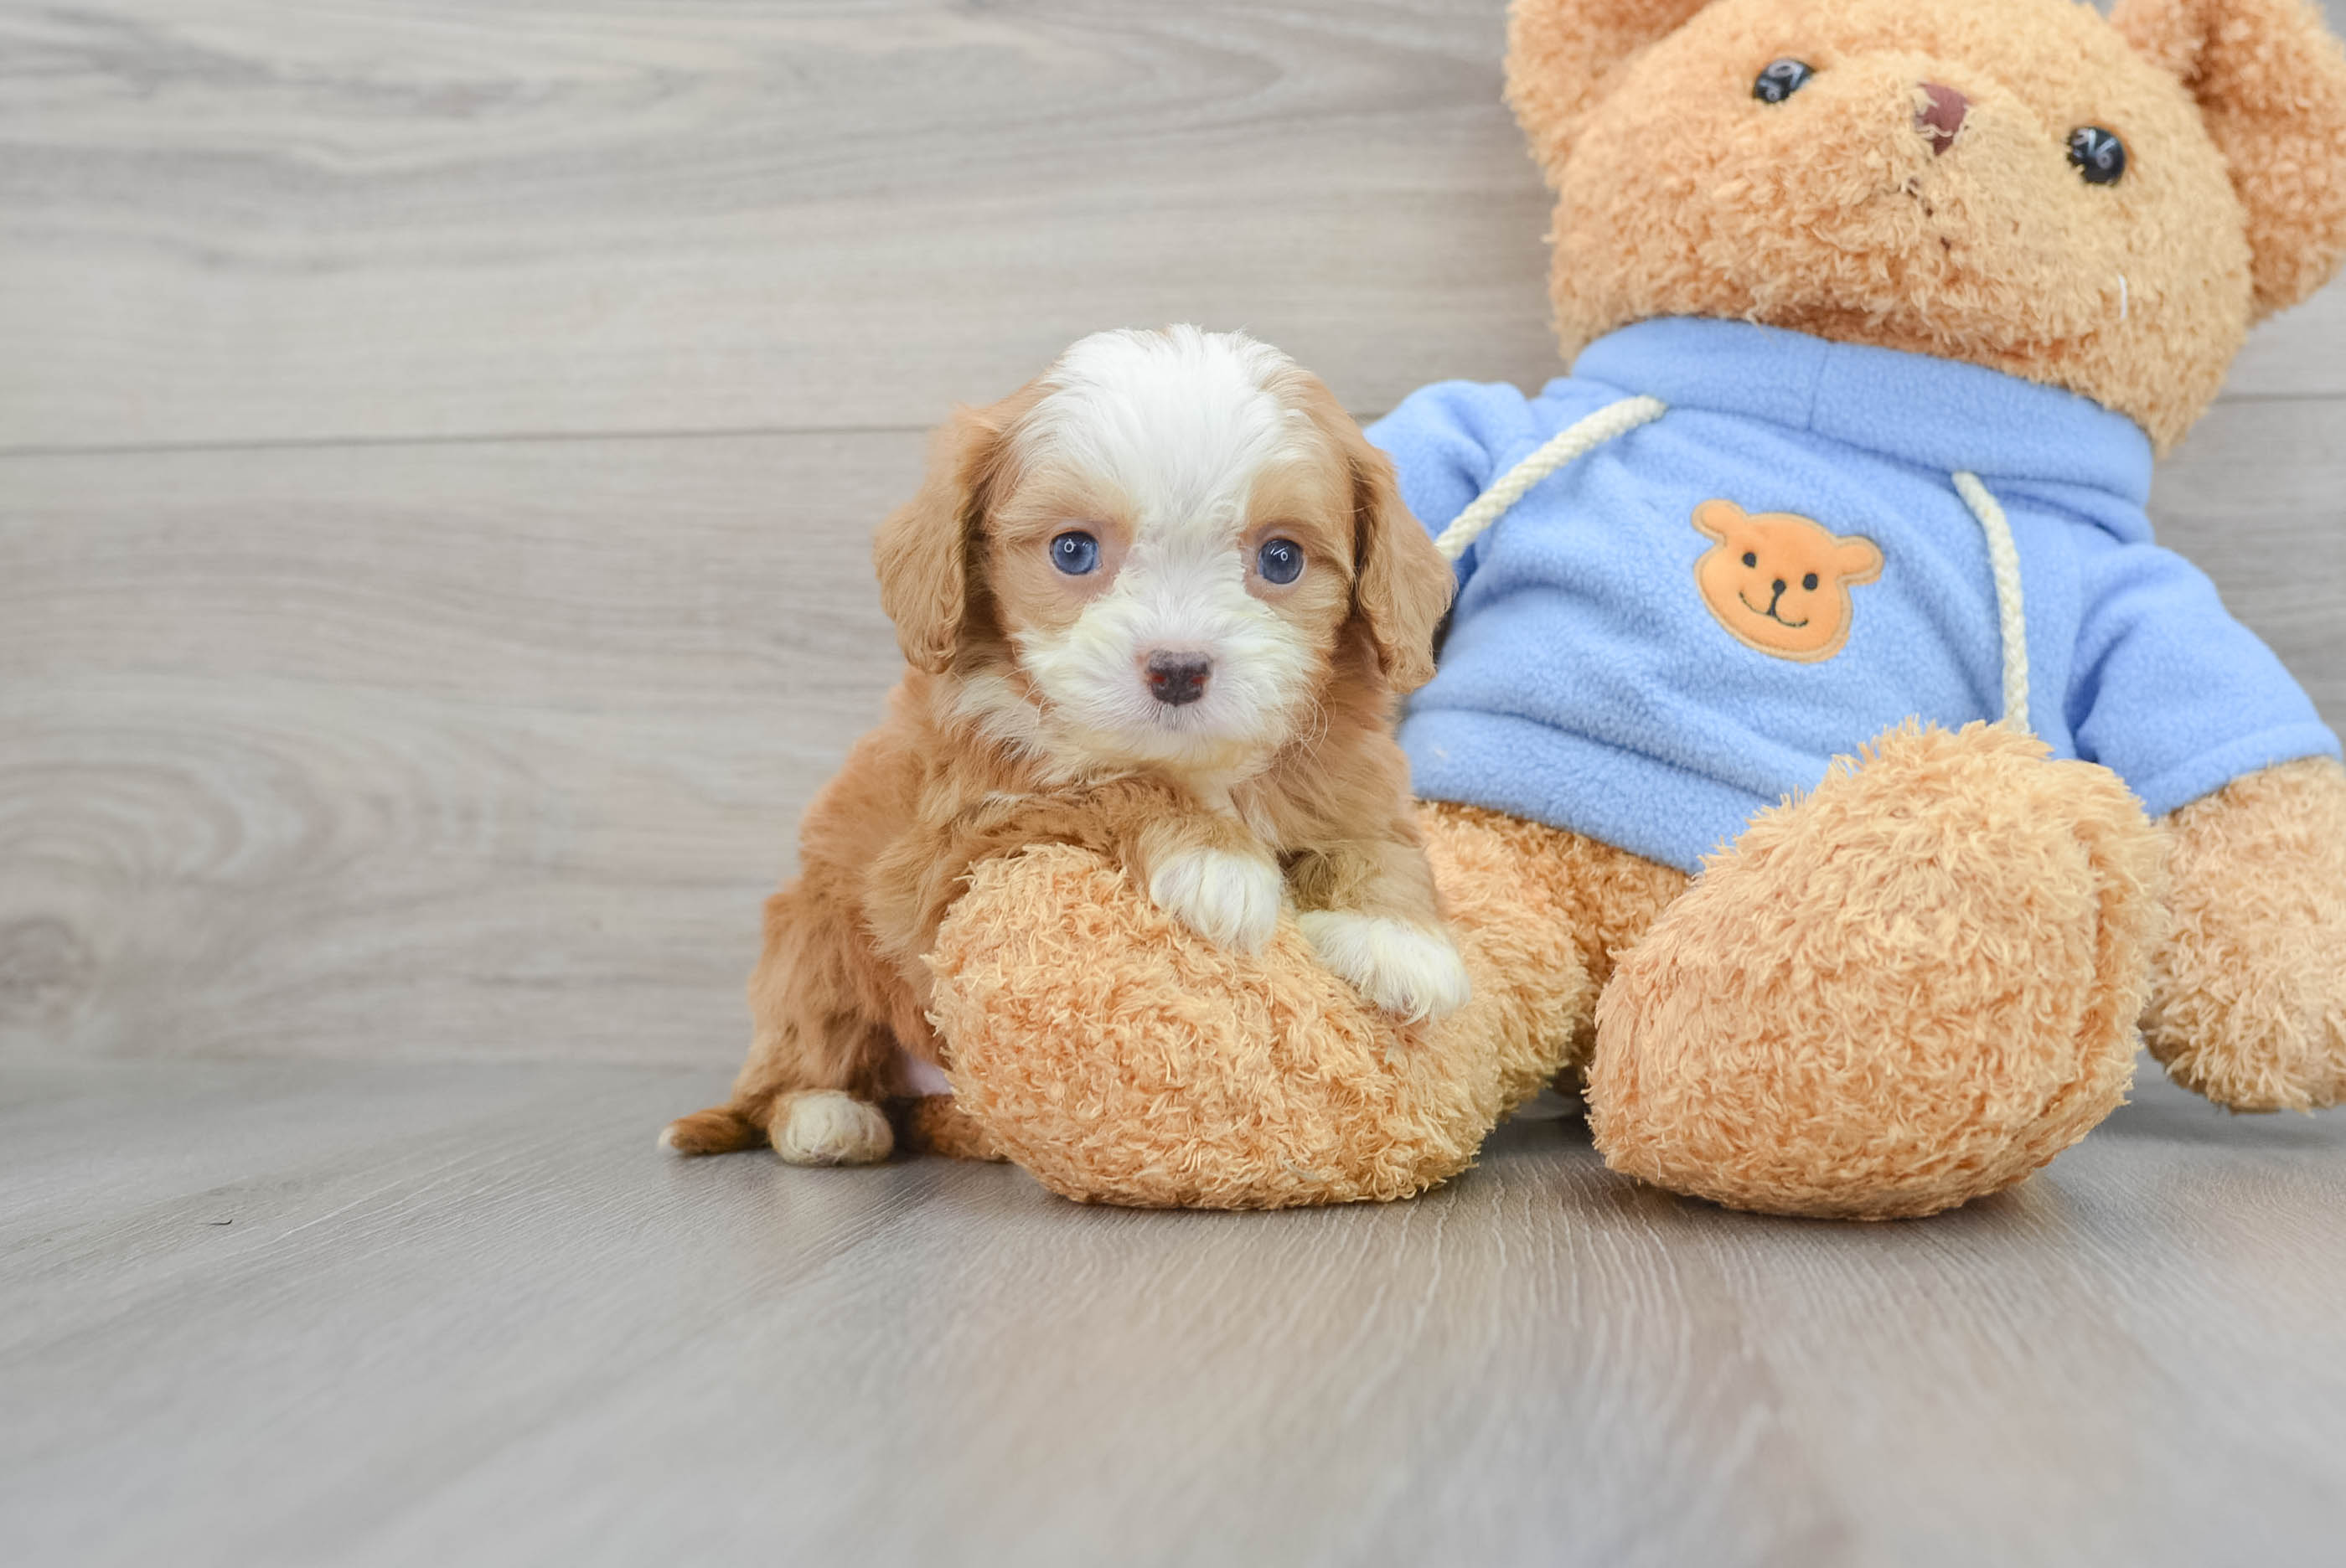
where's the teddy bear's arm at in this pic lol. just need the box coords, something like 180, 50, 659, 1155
2147, 756, 2346, 1111
2063, 541, 2341, 1111
2065, 534, 2338, 822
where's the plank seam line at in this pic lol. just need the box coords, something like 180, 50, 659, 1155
0, 389, 2329, 462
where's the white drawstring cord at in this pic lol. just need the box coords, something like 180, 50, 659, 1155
1951, 471, 2031, 735
1434, 400, 2033, 736
1431, 395, 1668, 562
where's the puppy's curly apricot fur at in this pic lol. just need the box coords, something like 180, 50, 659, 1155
665, 328, 1464, 1167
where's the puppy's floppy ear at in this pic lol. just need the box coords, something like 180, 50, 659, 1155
1507, 0, 1715, 179
1345, 431, 1454, 695
873, 400, 1013, 673
2113, 0, 2346, 318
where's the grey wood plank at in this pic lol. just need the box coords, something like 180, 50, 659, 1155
0, 0, 1556, 449
4, 0, 2341, 452
3, 413, 2339, 1068
0, 432, 910, 1065
1, 1058, 2342, 1567
2153, 397, 2346, 722
0, 1059, 691, 1256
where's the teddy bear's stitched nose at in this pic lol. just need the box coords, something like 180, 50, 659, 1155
1917, 82, 1968, 155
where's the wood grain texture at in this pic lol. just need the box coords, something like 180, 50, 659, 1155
0, 432, 911, 1063
3, 0, 2342, 451
2, 1058, 2343, 1567
0, 0, 1558, 448
2152, 398, 2346, 722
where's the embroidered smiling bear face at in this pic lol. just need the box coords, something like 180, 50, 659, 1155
1692, 498, 1883, 662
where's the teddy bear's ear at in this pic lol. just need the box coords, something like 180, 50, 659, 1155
1691, 498, 1743, 541
1507, 0, 1716, 177
1833, 535, 1884, 585
2111, 0, 2346, 318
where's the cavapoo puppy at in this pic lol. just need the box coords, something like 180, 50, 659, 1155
664, 326, 1465, 1167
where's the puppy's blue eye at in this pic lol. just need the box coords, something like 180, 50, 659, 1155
1050, 530, 1099, 575
1257, 538, 1305, 585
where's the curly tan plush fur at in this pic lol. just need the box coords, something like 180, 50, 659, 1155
922, 0, 2346, 1215
930, 804, 1589, 1208
1589, 724, 2166, 1219
2147, 757, 2346, 1111
1444, 804, 1686, 1066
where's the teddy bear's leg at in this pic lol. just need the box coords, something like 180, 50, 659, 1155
923, 802, 1594, 1208
1436, 804, 1687, 1071
2145, 756, 2346, 1112
1589, 722, 2168, 1220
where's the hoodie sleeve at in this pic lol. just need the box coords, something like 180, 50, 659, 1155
1366, 381, 1538, 585
2066, 529, 2339, 818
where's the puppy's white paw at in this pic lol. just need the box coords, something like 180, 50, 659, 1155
1147, 845, 1283, 953
1296, 912, 1472, 1023
770, 1091, 894, 1167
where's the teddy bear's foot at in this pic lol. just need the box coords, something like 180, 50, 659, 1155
1589, 722, 2167, 1220
2147, 757, 2346, 1112
924, 805, 1589, 1208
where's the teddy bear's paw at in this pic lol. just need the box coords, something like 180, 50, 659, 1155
769, 1091, 894, 1167
1145, 844, 1283, 953
2147, 757, 2346, 1112
2150, 932, 2346, 1112
1296, 911, 1472, 1024
1588, 721, 2163, 1220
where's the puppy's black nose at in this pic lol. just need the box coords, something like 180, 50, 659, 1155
1145, 651, 1212, 707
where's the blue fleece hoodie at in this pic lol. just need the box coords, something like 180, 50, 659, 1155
1367, 317, 2338, 875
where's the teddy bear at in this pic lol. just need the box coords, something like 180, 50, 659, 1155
912, 0, 2346, 1218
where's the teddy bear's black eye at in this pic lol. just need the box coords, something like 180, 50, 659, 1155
1801, 571, 1820, 591
1742, 550, 1759, 568
1753, 59, 1814, 104
2067, 126, 2126, 185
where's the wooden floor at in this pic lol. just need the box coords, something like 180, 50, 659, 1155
6, 3, 2346, 1563
3, 1060, 2345, 1566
